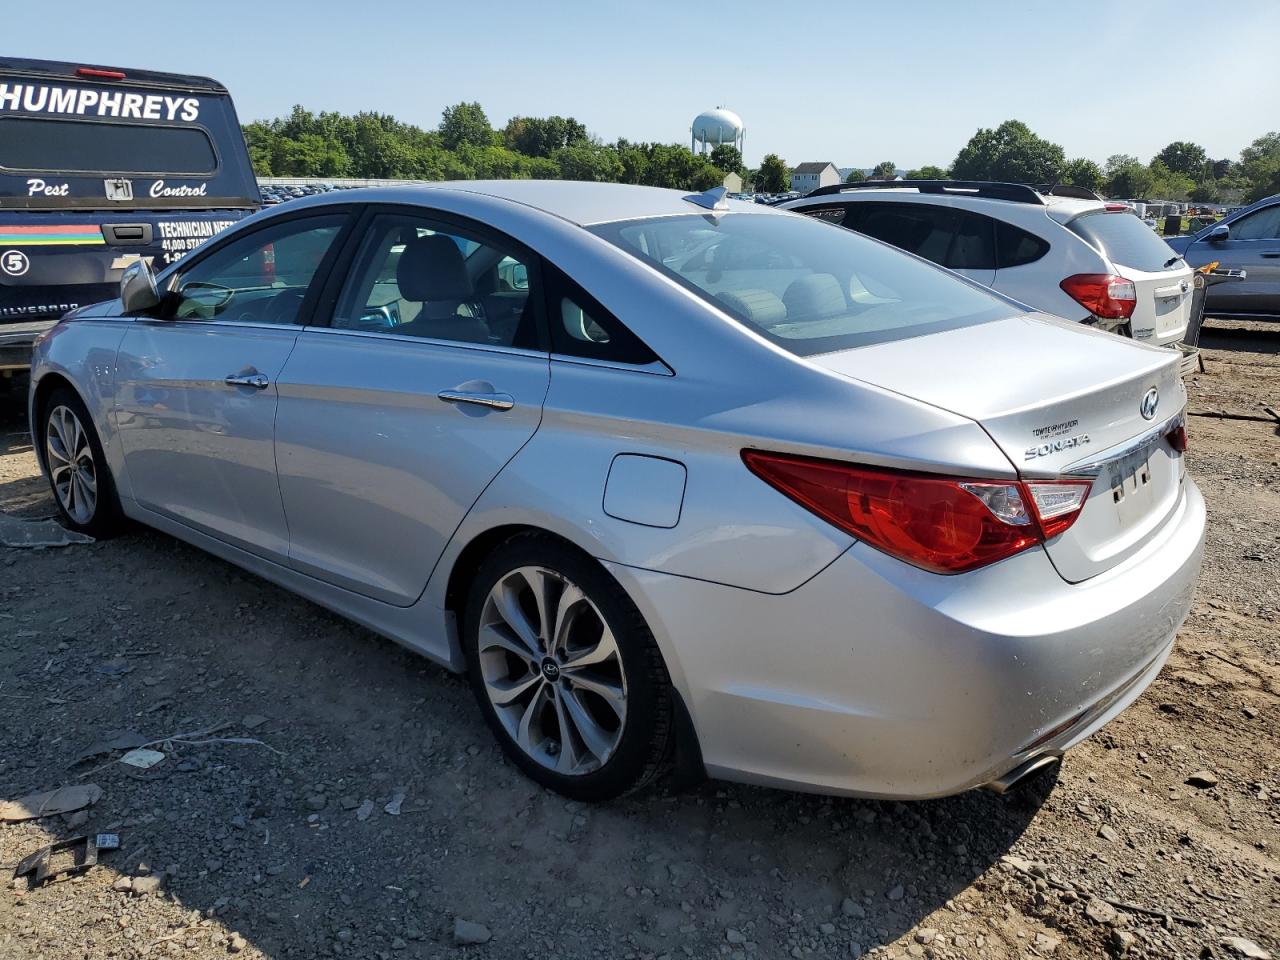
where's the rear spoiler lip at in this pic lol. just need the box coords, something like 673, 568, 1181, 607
0, 59, 227, 95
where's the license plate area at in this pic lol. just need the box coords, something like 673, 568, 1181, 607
1107, 441, 1156, 521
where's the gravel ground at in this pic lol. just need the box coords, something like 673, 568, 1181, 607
0, 321, 1276, 960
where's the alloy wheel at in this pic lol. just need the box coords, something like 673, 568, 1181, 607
477, 565, 628, 775
45, 404, 97, 525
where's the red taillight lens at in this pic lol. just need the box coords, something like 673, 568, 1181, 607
742, 451, 1092, 574
76, 67, 127, 80
1060, 273, 1138, 320
1168, 423, 1188, 453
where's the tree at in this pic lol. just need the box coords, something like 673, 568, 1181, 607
502, 115, 588, 158
1238, 132, 1280, 203
1189, 181, 1222, 204
439, 102, 493, 151
870, 160, 897, 180
951, 120, 1065, 183
844, 168, 866, 183
1106, 161, 1154, 199
1147, 159, 1194, 201
756, 154, 789, 193
554, 142, 623, 182
709, 144, 745, 176
1060, 157, 1104, 192
904, 165, 947, 180
1104, 154, 1140, 179
1155, 141, 1208, 179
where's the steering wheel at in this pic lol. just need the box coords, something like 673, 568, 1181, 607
263, 289, 307, 326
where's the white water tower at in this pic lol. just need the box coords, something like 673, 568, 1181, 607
691, 107, 745, 157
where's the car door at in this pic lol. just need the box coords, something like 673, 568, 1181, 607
114, 211, 350, 558
1193, 203, 1280, 316
273, 209, 550, 606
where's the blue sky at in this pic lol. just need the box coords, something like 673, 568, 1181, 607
11, 0, 1277, 168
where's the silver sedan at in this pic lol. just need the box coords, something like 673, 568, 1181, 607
28, 181, 1204, 801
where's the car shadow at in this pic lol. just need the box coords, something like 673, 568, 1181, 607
0, 525, 1051, 958
1199, 318, 1280, 355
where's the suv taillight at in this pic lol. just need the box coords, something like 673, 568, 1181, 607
1060, 273, 1138, 320
742, 451, 1092, 574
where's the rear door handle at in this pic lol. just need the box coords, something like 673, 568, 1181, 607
224, 373, 270, 389
437, 390, 515, 411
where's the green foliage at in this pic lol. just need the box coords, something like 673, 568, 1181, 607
1188, 181, 1221, 204
1106, 161, 1155, 199
844, 168, 866, 183
502, 115, 588, 158
1238, 132, 1280, 203
439, 101, 494, 151
1060, 157, 1103, 192
756, 154, 789, 193
1146, 159, 1194, 202
951, 120, 1064, 183
1155, 141, 1208, 179
870, 160, 897, 180
553, 142, 624, 182
1104, 154, 1140, 178
709, 144, 746, 176
903, 165, 946, 180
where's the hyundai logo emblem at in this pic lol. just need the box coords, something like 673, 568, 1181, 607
1140, 387, 1159, 420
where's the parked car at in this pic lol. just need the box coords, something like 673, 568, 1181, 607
1165, 194, 1280, 320
780, 181, 1196, 352
0, 57, 261, 382
28, 181, 1203, 802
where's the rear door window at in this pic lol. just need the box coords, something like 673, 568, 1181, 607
0, 117, 217, 175
841, 203, 994, 271
1068, 211, 1179, 271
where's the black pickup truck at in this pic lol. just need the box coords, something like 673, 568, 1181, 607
0, 57, 260, 385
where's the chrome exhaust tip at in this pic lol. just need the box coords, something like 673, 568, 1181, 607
983, 753, 1061, 795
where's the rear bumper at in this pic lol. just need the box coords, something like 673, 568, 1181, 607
608, 479, 1205, 799
0, 320, 54, 371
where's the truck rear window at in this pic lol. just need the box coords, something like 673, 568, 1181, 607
0, 116, 217, 175
1067, 211, 1179, 273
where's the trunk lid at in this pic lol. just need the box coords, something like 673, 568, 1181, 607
812, 313, 1188, 583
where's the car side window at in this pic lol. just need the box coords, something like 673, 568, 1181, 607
330, 213, 541, 349
167, 215, 345, 325
994, 220, 1050, 268
945, 211, 996, 271
543, 263, 659, 366
1229, 205, 1280, 241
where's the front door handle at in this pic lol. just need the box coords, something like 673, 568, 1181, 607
437, 390, 515, 411
1261, 252, 1280, 259
224, 373, 270, 389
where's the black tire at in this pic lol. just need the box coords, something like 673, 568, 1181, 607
462, 532, 674, 801
39, 385, 125, 538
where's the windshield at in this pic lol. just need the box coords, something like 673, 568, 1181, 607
589, 212, 1017, 355
1067, 210, 1180, 272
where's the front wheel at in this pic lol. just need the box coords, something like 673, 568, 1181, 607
40, 387, 124, 538
463, 534, 674, 801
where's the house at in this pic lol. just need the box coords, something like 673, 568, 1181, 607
723, 171, 743, 193
790, 162, 840, 193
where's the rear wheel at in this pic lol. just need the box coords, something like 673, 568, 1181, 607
463, 533, 673, 801
41, 386, 124, 538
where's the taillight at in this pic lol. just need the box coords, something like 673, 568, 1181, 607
742, 451, 1092, 574
1060, 273, 1137, 320
1168, 423, 1188, 453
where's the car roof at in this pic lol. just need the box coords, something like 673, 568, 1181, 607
783, 187, 1104, 224
296, 180, 784, 227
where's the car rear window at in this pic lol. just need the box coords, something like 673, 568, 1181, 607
1067, 210, 1179, 272
0, 116, 218, 175
589, 212, 1015, 355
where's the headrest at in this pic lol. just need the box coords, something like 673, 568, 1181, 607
715, 289, 787, 329
396, 234, 473, 302
782, 273, 846, 321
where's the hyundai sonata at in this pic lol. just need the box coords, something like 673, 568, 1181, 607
28, 181, 1204, 801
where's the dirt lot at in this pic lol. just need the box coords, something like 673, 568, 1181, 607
0, 322, 1276, 960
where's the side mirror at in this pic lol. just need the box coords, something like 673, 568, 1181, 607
1206, 224, 1230, 243
120, 259, 160, 314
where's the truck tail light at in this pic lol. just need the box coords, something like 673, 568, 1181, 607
742, 451, 1092, 574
